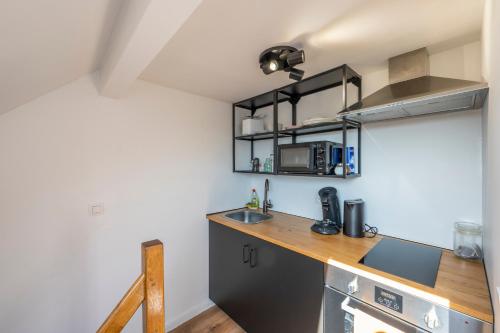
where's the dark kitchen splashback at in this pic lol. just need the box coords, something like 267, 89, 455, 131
360, 238, 442, 288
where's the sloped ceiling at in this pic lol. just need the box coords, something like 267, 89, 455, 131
0, 0, 122, 115
0, 0, 484, 114
140, 0, 484, 103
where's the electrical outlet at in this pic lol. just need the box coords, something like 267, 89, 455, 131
89, 203, 104, 216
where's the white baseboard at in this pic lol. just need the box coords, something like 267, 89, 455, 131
165, 299, 215, 332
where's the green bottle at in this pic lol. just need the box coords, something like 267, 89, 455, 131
250, 189, 260, 209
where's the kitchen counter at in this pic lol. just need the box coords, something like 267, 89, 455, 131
207, 208, 494, 324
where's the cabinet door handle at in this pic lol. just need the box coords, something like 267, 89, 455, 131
249, 248, 257, 268
242, 244, 250, 263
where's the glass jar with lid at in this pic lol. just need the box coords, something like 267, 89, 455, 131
453, 222, 483, 260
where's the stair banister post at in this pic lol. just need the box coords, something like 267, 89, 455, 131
141, 240, 165, 333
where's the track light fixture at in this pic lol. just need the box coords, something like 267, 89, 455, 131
289, 68, 305, 81
259, 46, 305, 81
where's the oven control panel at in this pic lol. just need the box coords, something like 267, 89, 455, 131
375, 286, 403, 313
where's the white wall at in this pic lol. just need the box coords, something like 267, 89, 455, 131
0, 74, 250, 333
482, 0, 500, 328
249, 42, 483, 249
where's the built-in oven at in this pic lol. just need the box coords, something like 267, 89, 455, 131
324, 263, 493, 333
277, 141, 342, 175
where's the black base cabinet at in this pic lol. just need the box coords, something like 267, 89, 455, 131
209, 222, 324, 333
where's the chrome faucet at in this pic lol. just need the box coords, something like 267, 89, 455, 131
263, 178, 273, 214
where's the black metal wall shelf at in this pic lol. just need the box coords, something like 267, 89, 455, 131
235, 170, 275, 175
232, 64, 363, 179
235, 131, 291, 141
278, 172, 361, 179
235, 91, 290, 110
279, 120, 360, 137
278, 65, 361, 98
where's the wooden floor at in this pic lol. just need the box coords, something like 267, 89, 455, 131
169, 306, 245, 333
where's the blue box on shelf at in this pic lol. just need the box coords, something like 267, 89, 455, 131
332, 146, 355, 174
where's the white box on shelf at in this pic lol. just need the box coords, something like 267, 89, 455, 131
242, 118, 264, 135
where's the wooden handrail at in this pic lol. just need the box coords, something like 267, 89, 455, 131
97, 240, 165, 333
96, 275, 145, 333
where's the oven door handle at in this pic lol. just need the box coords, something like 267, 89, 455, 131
341, 296, 356, 315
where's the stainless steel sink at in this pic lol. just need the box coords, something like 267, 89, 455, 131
224, 210, 272, 224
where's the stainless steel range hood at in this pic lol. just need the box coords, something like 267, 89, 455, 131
338, 48, 488, 123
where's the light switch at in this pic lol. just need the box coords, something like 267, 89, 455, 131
497, 287, 500, 305
89, 203, 104, 216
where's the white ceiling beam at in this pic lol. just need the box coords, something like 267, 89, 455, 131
99, 0, 202, 98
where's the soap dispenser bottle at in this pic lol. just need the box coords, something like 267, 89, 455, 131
250, 189, 259, 209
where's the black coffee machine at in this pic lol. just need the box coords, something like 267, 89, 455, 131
311, 187, 342, 235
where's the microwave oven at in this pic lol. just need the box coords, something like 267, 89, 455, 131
277, 141, 342, 175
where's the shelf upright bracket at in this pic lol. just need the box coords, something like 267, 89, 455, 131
232, 103, 236, 172
342, 119, 347, 179
273, 91, 279, 174
355, 121, 362, 176
289, 95, 301, 144
342, 65, 348, 111
357, 76, 362, 103
250, 107, 256, 160
351, 67, 362, 177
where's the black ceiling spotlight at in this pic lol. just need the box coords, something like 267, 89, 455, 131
259, 46, 305, 81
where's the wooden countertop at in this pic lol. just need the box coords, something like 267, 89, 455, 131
207, 209, 493, 324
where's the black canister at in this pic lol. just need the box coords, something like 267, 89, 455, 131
343, 199, 365, 238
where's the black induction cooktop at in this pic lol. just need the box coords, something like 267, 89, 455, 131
359, 238, 442, 288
